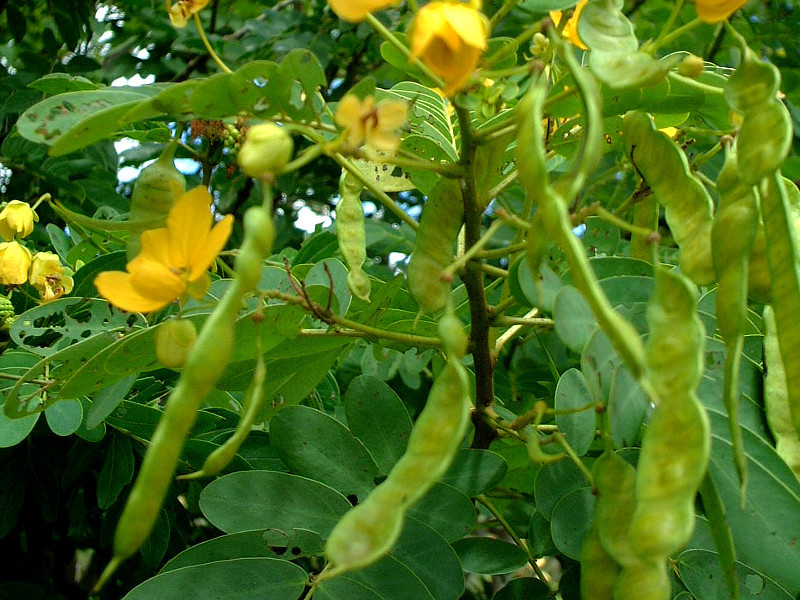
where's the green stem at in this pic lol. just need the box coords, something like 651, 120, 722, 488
475, 495, 552, 587
477, 240, 526, 259
443, 220, 504, 277
194, 12, 232, 74
484, 23, 543, 69
651, 0, 685, 50
647, 17, 704, 53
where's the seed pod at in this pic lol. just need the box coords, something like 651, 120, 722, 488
127, 141, 186, 260
155, 318, 197, 369
623, 110, 715, 285
579, 524, 618, 600
407, 178, 463, 314
336, 171, 370, 302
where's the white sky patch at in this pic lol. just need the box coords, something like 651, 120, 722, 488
111, 73, 155, 87
296, 205, 331, 233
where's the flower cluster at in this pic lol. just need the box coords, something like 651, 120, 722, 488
0, 200, 70, 301
95, 186, 233, 313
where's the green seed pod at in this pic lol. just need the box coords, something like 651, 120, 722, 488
623, 111, 715, 285
593, 452, 638, 568
763, 305, 800, 480
629, 266, 710, 562
127, 141, 186, 260
712, 141, 758, 497
336, 171, 370, 302
677, 54, 705, 79
323, 324, 471, 576
155, 318, 198, 369
580, 524, 619, 600
407, 178, 463, 314
238, 123, 294, 178
613, 559, 670, 600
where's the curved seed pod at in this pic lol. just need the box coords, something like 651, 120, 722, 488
613, 559, 670, 600
324, 313, 471, 575
712, 141, 758, 500
593, 452, 638, 567
127, 140, 186, 260
760, 173, 800, 437
579, 523, 618, 600
337, 171, 370, 302
725, 30, 792, 185
94, 200, 275, 592
623, 110, 715, 285
515, 74, 549, 211
407, 178, 464, 314
763, 305, 800, 480
629, 266, 710, 561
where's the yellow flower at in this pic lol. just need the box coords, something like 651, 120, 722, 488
166, 0, 210, 28
327, 0, 399, 22
550, 0, 588, 50
29, 252, 74, 303
0, 242, 32, 286
410, 2, 488, 94
693, 0, 748, 22
95, 187, 234, 313
334, 95, 408, 154
0, 200, 38, 241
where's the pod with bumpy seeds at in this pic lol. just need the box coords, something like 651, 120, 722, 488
323, 309, 470, 576
623, 110, 715, 285
712, 140, 758, 500
407, 178, 464, 314
336, 171, 370, 302
763, 305, 800, 480
93, 198, 275, 592
629, 265, 710, 561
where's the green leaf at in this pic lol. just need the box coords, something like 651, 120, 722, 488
550, 486, 594, 560
85, 375, 136, 430
554, 369, 596, 456
96, 433, 134, 510
279, 49, 326, 121
607, 363, 647, 448
161, 529, 324, 572
121, 558, 307, 600
452, 537, 528, 575
44, 398, 83, 436
553, 287, 597, 353
534, 459, 589, 519
0, 463, 26, 537
508, 258, 562, 313
0, 352, 40, 447
28, 73, 99, 95
11, 297, 145, 357
344, 375, 413, 474
228, 60, 288, 117
407, 482, 477, 542
706, 410, 800, 594
198, 470, 352, 536
270, 405, 379, 500
48, 99, 144, 156
17, 90, 149, 145
678, 549, 793, 600
439, 448, 509, 497
580, 327, 620, 403
492, 577, 551, 600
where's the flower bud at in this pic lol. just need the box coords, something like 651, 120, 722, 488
155, 318, 197, 368
678, 54, 705, 79
0, 241, 32, 285
0, 200, 38, 240
238, 123, 294, 177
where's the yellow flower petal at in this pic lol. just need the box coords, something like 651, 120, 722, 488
129, 259, 186, 304
693, 0, 748, 22
188, 215, 234, 281
134, 228, 173, 269
409, 2, 487, 94
167, 186, 214, 269
327, 0, 398, 22
95, 271, 174, 313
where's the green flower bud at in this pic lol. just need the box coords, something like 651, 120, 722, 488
238, 123, 294, 177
